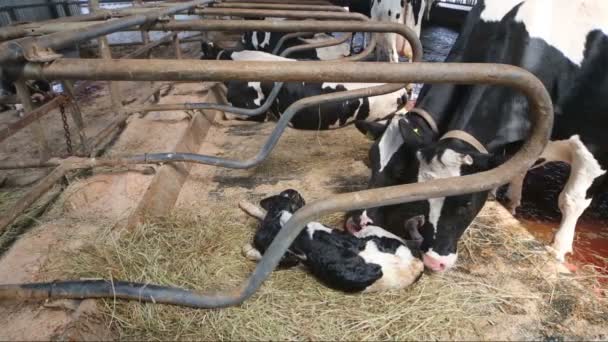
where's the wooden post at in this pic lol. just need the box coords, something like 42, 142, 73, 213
173, 32, 182, 59
15, 80, 51, 162
88, 0, 122, 115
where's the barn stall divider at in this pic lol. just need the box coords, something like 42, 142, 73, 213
0, 0, 553, 309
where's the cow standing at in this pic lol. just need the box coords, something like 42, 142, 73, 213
372, 0, 431, 62
351, 0, 608, 271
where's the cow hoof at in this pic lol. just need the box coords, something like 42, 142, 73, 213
242, 243, 262, 262
546, 243, 571, 263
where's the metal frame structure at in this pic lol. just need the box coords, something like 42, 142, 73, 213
0, 0, 554, 309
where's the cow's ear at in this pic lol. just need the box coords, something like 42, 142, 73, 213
468, 153, 505, 171
260, 195, 281, 211
355, 120, 388, 140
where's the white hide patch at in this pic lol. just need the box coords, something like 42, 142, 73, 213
251, 32, 259, 50
353, 225, 406, 244
514, 0, 608, 66
378, 115, 406, 173
247, 82, 265, 106
280, 211, 292, 226
230, 50, 295, 62
417, 149, 470, 237
360, 240, 423, 292
480, 0, 523, 22
321, 83, 406, 123
306, 222, 333, 239
259, 32, 271, 49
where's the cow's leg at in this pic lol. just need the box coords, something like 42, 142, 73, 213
504, 171, 527, 214
548, 136, 605, 261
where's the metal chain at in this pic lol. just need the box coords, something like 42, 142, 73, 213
59, 103, 73, 155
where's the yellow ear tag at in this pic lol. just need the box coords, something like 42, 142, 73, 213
413, 128, 421, 136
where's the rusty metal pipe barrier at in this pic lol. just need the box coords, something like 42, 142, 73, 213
221, 0, 334, 5
137, 27, 392, 118
212, 2, 347, 12
138, 34, 364, 116
0, 63, 553, 308
136, 83, 405, 168
0, 0, 213, 64
271, 32, 314, 54
195, 8, 368, 21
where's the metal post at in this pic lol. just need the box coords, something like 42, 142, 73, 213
7, 8, 18, 23
14, 80, 51, 162
61, 80, 90, 154
172, 17, 182, 60
88, 0, 122, 114
47, 0, 61, 19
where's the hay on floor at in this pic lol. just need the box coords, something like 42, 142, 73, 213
59, 202, 608, 341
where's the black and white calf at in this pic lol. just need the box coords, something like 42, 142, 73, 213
350, 0, 608, 272
245, 189, 424, 293
222, 50, 408, 129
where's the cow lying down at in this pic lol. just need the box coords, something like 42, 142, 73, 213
219, 50, 408, 130
240, 189, 424, 293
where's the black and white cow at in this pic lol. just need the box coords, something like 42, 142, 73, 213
372, 0, 432, 62
245, 189, 424, 293
350, 0, 608, 272
222, 50, 408, 129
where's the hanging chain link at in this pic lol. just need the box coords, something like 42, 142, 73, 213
59, 103, 73, 155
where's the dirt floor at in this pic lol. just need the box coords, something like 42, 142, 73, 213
0, 43, 607, 340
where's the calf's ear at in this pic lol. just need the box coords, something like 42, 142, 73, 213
355, 120, 388, 140
260, 195, 281, 211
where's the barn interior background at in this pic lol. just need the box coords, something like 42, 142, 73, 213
0, 0, 606, 340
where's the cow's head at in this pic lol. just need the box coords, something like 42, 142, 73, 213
224, 80, 272, 122
349, 112, 502, 272
345, 112, 437, 232
409, 139, 502, 272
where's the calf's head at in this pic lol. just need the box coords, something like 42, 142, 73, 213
260, 189, 306, 215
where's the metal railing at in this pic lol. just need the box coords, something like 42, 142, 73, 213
0, 61, 553, 308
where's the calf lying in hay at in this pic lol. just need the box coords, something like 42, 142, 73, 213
240, 190, 424, 293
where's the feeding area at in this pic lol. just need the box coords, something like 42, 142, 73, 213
0, 0, 607, 340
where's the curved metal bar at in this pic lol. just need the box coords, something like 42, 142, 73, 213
152, 20, 423, 63
143, 82, 285, 116
0, 64, 553, 309
0, 0, 213, 64
212, 2, 347, 12
280, 32, 352, 59
340, 32, 376, 61
271, 32, 314, 55
195, 8, 369, 21
221, 0, 334, 5
134, 83, 405, 168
